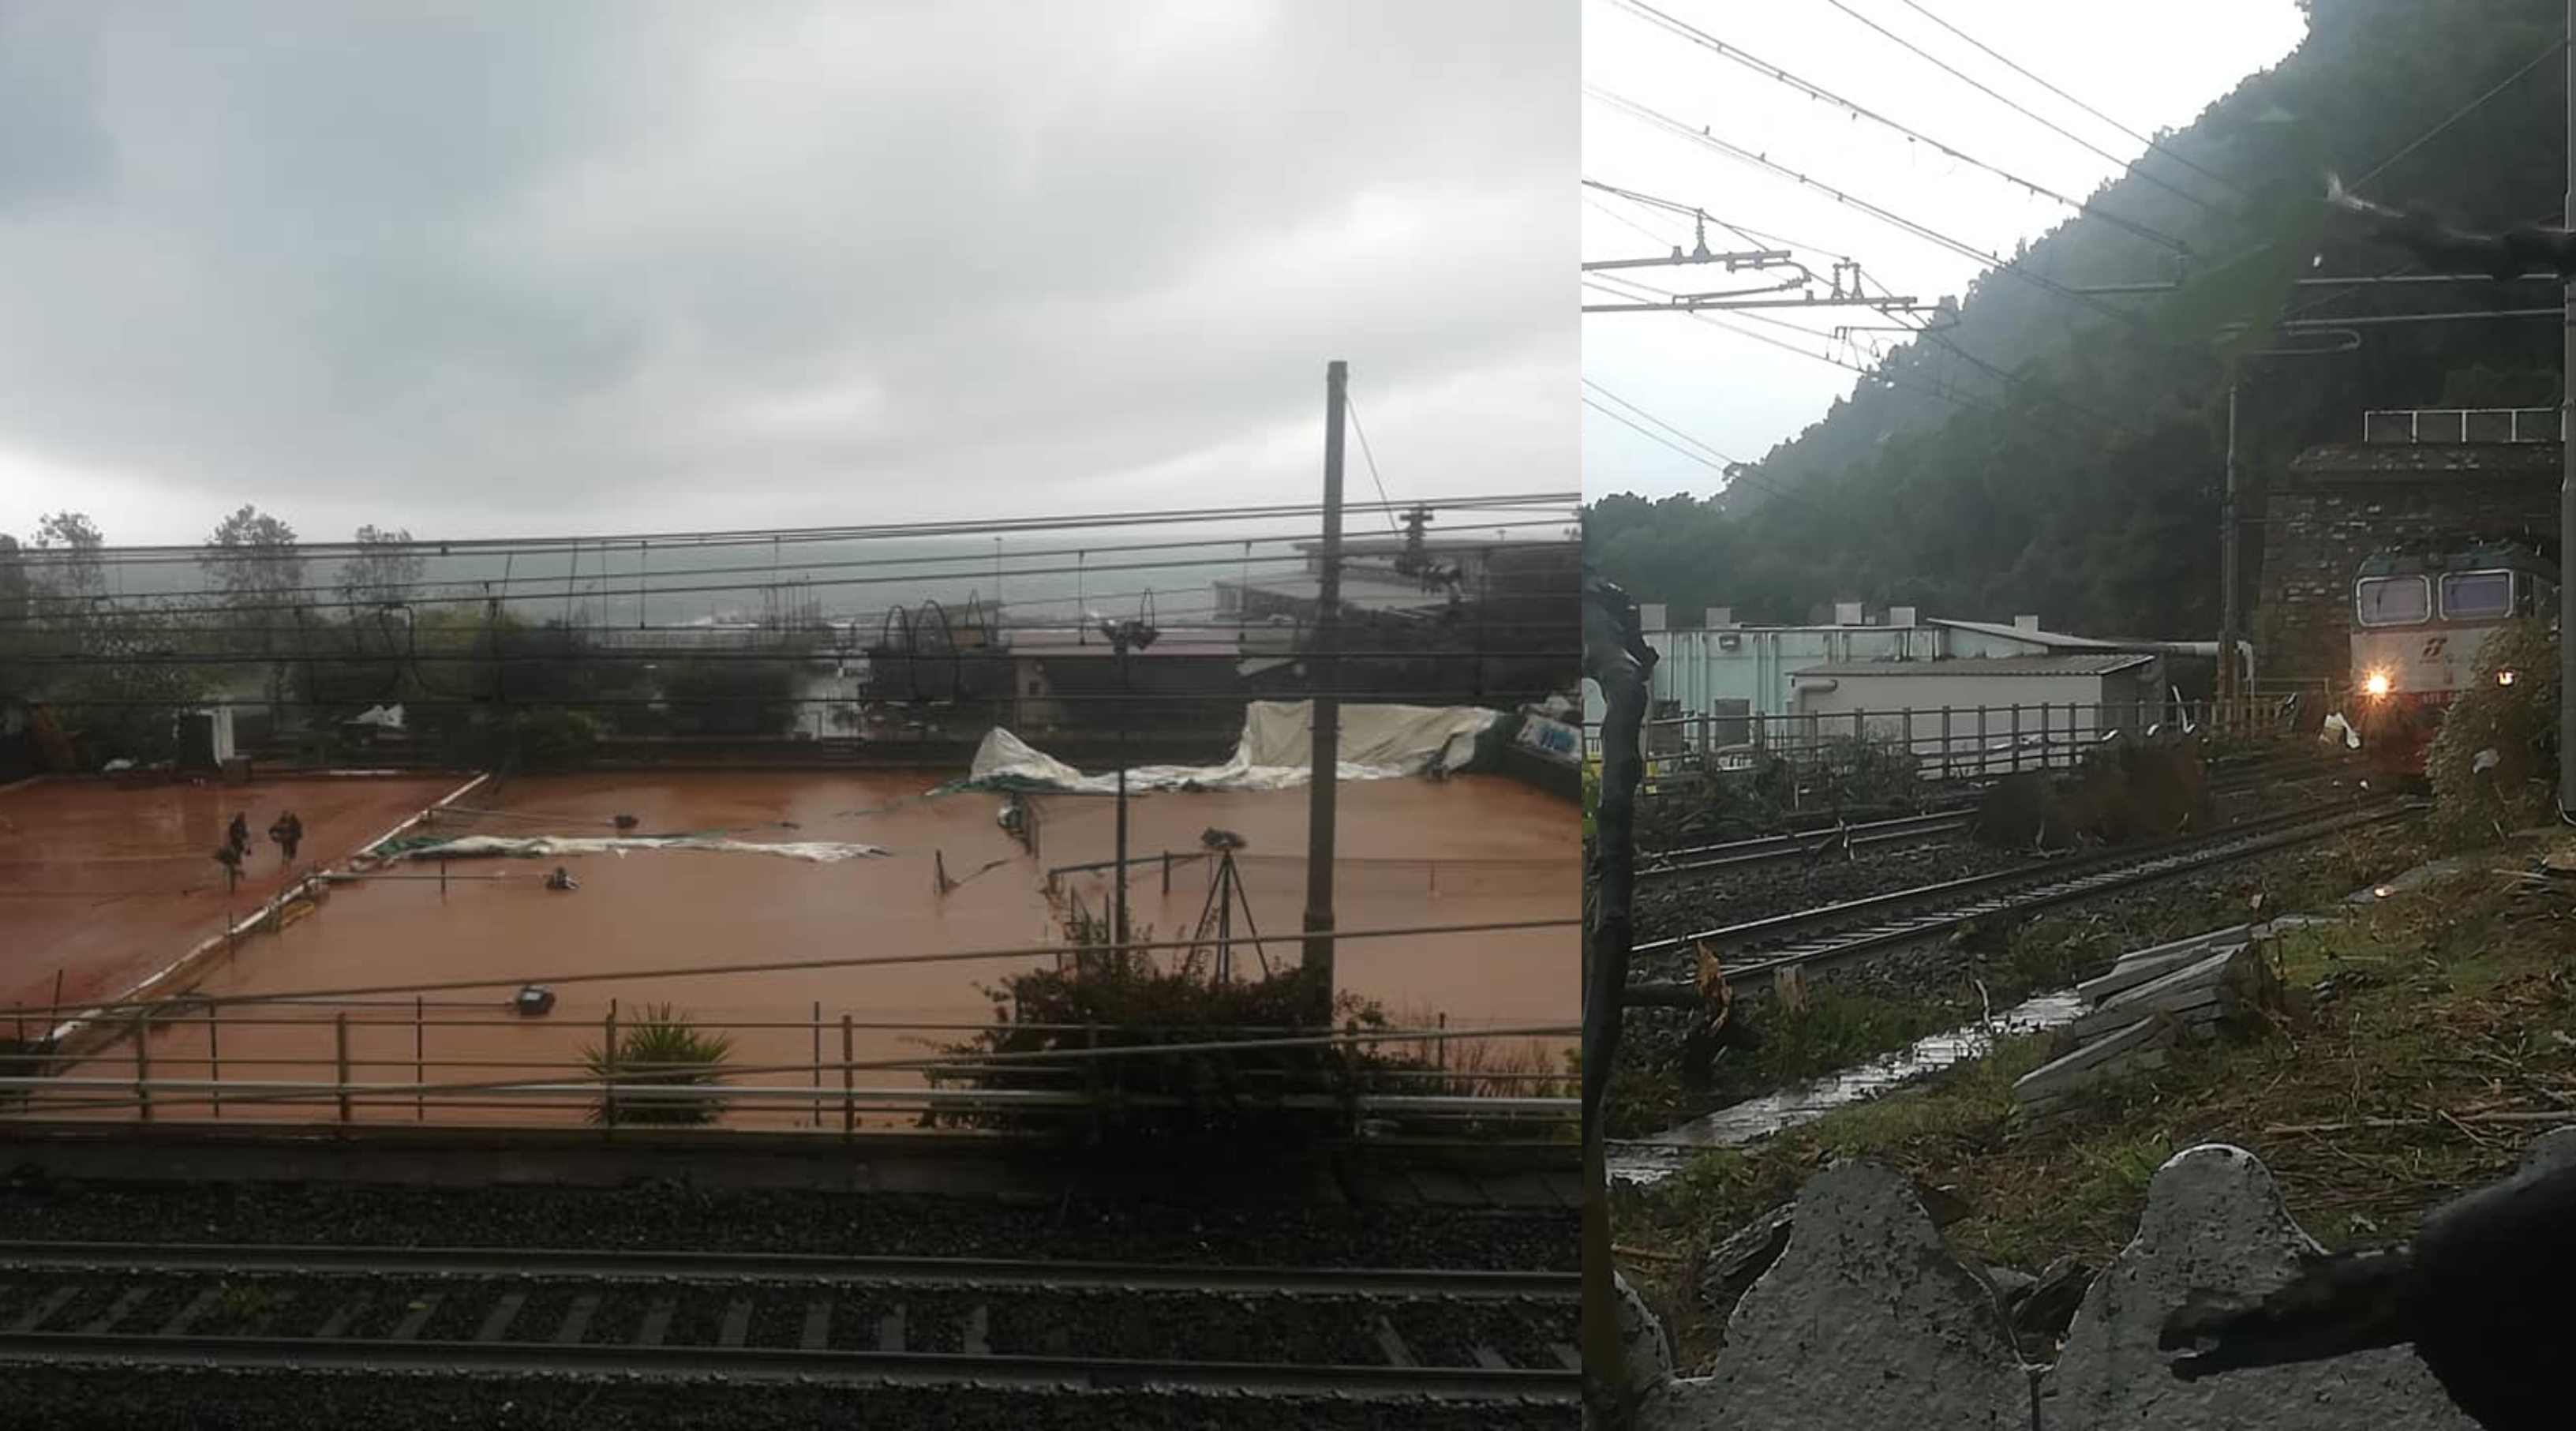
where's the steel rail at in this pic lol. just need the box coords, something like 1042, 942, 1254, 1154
1622, 798, 2416, 1002
0, 1242, 1575, 1299
0, 1332, 1578, 1400
1632, 755, 2350, 875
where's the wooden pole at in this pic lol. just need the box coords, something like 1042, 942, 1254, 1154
812, 1000, 824, 1129
841, 1014, 856, 1139
414, 996, 425, 1122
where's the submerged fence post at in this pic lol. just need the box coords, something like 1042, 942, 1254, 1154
811, 1001, 824, 1129
414, 996, 425, 1122
133, 1013, 152, 1124
841, 1014, 856, 1140
1940, 706, 1953, 781
206, 1002, 222, 1120
335, 1012, 352, 1125
602, 1003, 620, 1130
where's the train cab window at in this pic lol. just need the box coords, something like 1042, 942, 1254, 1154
2439, 571, 2513, 621
2356, 575, 2431, 626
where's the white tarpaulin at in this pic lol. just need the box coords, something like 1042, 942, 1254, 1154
964, 700, 1503, 795
397, 835, 889, 863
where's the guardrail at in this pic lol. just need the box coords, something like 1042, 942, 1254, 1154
0, 1002, 1577, 1137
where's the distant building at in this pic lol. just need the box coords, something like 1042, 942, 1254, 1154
1582, 604, 2194, 773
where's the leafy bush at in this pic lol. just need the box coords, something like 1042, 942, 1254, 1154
581, 1004, 734, 1126
507, 708, 597, 770
927, 962, 1423, 1152
2425, 618, 2559, 848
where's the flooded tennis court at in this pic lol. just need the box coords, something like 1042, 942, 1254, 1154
23, 767, 1575, 1126
0, 773, 468, 1019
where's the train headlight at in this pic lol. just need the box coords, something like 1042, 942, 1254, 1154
2497, 669, 2518, 687
2364, 669, 2392, 699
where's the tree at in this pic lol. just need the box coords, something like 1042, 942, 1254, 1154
200, 505, 306, 620
29, 511, 105, 624
337, 524, 425, 609
201, 504, 307, 711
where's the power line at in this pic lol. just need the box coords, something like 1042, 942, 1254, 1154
1583, 86, 2158, 338
39, 916, 1582, 1017
2265, 40, 2569, 324
1342, 393, 1405, 536
1580, 380, 1740, 466
17, 495, 1577, 564
1607, 0, 2199, 255
3, 526, 1577, 627
1830, 0, 2239, 218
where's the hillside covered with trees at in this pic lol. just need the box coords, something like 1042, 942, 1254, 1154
1588, 0, 2568, 637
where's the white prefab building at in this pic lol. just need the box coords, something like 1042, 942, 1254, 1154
1581, 605, 2190, 774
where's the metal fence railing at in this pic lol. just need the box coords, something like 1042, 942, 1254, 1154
0, 1001, 1577, 1136
1578, 689, 2335, 794
2362, 406, 2562, 445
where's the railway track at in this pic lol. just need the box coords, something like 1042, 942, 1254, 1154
1635, 754, 2356, 880
0, 1242, 1579, 1403
1623, 796, 2416, 1002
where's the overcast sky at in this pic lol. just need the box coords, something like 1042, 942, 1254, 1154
1582, 0, 2307, 503
0, 1, 1574, 547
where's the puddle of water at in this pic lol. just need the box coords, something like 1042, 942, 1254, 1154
1609, 989, 2087, 1186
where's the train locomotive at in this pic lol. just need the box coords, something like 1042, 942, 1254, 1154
2350, 535, 2559, 777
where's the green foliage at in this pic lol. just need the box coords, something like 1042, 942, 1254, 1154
507, 708, 597, 770
1588, 0, 2569, 640
581, 1003, 735, 1126
2424, 618, 2559, 846
659, 657, 797, 736
928, 961, 1421, 1152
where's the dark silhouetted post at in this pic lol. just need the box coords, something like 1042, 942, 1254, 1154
1302, 359, 1348, 1021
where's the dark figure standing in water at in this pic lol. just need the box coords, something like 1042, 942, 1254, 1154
268, 811, 304, 863
227, 813, 250, 860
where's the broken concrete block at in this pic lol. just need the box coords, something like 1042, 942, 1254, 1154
2080, 927, 2252, 1002
1639, 1159, 2030, 1431
1616, 1269, 1674, 1395
2522, 1123, 2576, 1175
2038, 1144, 2474, 1430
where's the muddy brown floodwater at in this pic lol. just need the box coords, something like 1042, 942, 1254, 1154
0, 774, 469, 1017
39, 770, 1576, 1128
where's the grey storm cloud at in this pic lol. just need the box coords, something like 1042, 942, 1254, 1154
0, 0, 1574, 542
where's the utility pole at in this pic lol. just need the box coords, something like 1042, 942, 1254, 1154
2221, 382, 2241, 722
2562, 0, 2576, 824
1302, 360, 1348, 1020
1099, 615, 1159, 953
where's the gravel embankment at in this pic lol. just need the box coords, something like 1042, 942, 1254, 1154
0, 1178, 1577, 1272
0, 1369, 1573, 1431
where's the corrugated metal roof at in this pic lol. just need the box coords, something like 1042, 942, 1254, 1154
1793, 654, 2155, 678
1924, 617, 2122, 651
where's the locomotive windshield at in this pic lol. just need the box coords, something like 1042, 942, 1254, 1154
2356, 575, 2430, 625
2439, 570, 2512, 620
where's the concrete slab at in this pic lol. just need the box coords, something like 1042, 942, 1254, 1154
1639, 1160, 2030, 1431
2066, 949, 2240, 1042
2012, 1016, 2170, 1104
2038, 1144, 2473, 1430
